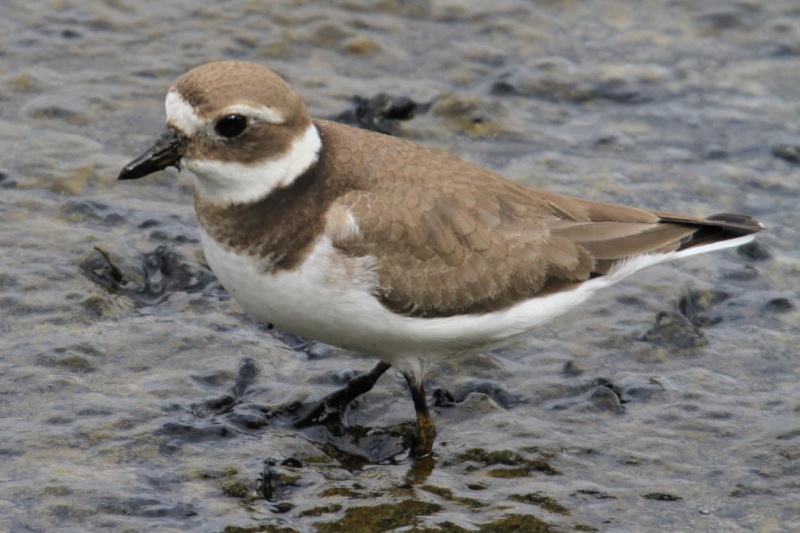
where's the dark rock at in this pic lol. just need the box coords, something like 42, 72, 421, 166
231, 357, 261, 398
444, 379, 523, 409
573, 489, 617, 500
562, 360, 585, 376
225, 408, 271, 431
333, 368, 359, 385
587, 385, 625, 414
737, 240, 771, 260
63, 200, 125, 225
722, 264, 759, 281
203, 394, 235, 411
305, 341, 336, 360
490, 63, 651, 104
643, 311, 708, 350
547, 379, 624, 414
137, 219, 160, 229
35, 343, 104, 373
192, 370, 233, 389
260, 457, 300, 502
641, 492, 682, 501
156, 421, 234, 443
95, 497, 197, 518
704, 145, 728, 159
679, 288, 729, 327
0, 170, 16, 189
81, 245, 218, 307
330, 93, 433, 135
764, 298, 794, 313
771, 144, 800, 164
432, 387, 456, 407
489, 79, 516, 95
691, 314, 723, 328
696, 10, 745, 32
617, 379, 664, 403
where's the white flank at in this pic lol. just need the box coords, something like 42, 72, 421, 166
199, 227, 753, 375
188, 123, 322, 204
165, 90, 203, 135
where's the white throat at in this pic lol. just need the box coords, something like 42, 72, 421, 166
188, 123, 322, 205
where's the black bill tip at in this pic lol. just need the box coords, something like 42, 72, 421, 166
118, 128, 187, 181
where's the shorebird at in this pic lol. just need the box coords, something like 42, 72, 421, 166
119, 61, 764, 457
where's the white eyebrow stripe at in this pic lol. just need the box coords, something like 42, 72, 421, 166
165, 92, 287, 136
221, 104, 285, 125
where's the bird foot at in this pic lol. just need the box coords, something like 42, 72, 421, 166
293, 361, 391, 430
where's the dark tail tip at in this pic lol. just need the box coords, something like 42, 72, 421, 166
705, 213, 767, 233
669, 212, 765, 252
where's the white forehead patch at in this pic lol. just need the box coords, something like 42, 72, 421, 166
165, 90, 203, 135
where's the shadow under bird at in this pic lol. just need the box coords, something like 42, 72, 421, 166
119, 61, 764, 458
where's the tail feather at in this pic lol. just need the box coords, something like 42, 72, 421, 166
654, 212, 765, 252
704, 213, 766, 233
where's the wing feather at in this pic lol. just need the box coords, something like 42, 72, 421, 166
316, 120, 760, 318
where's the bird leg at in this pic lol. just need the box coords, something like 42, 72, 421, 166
294, 360, 436, 458
294, 361, 391, 429
402, 371, 436, 458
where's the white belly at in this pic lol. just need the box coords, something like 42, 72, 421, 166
199, 229, 753, 365
201, 229, 591, 363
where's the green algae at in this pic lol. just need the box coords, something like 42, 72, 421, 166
420, 484, 489, 509
451, 448, 561, 477
315, 500, 442, 532
509, 492, 569, 515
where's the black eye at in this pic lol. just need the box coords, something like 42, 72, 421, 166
214, 114, 248, 138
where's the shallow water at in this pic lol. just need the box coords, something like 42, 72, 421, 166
1, 0, 799, 531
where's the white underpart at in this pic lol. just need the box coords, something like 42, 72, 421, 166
200, 217, 754, 378
188, 123, 322, 205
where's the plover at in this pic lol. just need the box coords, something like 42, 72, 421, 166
119, 61, 764, 458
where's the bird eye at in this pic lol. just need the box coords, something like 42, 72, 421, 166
214, 114, 248, 138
